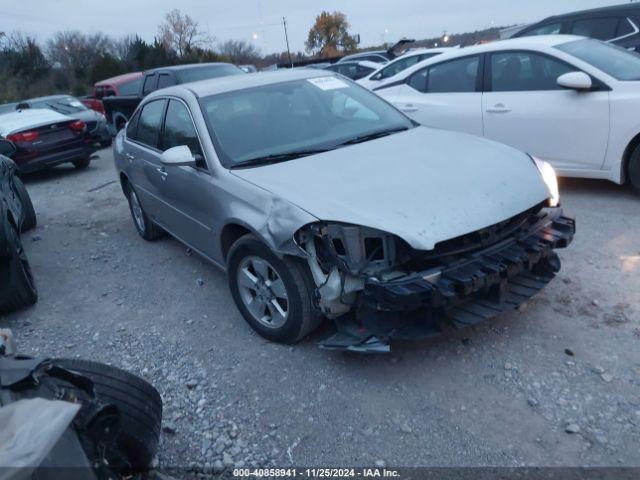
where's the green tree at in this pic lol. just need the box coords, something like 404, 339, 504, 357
305, 11, 358, 58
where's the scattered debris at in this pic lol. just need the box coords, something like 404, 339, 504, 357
565, 423, 581, 434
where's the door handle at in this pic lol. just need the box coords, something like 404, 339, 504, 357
401, 104, 418, 113
156, 167, 168, 180
125, 153, 135, 161
486, 103, 511, 114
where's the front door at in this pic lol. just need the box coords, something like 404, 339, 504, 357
482, 50, 610, 172
156, 99, 216, 257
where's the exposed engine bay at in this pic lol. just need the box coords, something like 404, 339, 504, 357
295, 204, 576, 353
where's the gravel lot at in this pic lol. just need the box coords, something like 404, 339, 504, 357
3, 148, 639, 472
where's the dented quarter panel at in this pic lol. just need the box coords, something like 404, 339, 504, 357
231, 127, 550, 250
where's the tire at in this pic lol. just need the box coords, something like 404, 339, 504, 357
125, 184, 165, 241
12, 176, 36, 232
629, 144, 640, 192
100, 139, 112, 148
51, 358, 162, 472
0, 219, 37, 313
227, 234, 321, 343
72, 157, 91, 169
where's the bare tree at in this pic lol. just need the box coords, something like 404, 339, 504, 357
157, 9, 208, 58
218, 40, 260, 65
46, 31, 114, 72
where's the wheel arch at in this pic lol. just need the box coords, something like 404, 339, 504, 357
622, 131, 640, 184
220, 222, 253, 263
119, 172, 131, 195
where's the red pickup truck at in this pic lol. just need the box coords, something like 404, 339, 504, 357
81, 72, 143, 115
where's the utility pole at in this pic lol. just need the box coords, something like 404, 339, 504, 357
283, 16, 293, 68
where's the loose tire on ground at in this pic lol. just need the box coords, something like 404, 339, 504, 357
0, 218, 37, 313
72, 157, 91, 170
12, 176, 36, 231
227, 233, 321, 344
125, 184, 166, 241
51, 358, 162, 471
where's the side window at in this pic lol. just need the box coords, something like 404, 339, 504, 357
95, 86, 105, 99
524, 23, 562, 36
135, 100, 165, 149
408, 56, 479, 93
571, 17, 620, 40
142, 74, 158, 96
157, 74, 174, 90
329, 90, 379, 121
162, 100, 203, 161
616, 18, 635, 37
491, 52, 576, 92
126, 110, 140, 139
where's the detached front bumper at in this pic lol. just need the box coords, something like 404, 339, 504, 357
319, 209, 575, 353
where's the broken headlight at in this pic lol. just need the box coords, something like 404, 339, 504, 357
296, 222, 408, 277
531, 155, 560, 208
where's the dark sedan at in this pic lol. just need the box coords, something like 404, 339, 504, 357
16, 95, 112, 147
0, 108, 95, 173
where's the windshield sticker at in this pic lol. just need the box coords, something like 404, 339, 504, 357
69, 101, 83, 107
307, 76, 349, 91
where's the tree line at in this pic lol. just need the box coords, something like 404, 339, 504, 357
0, 9, 499, 104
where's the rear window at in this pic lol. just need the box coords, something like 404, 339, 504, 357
119, 78, 142, 96
557, 38, 640, 80
175, 65, 244, 84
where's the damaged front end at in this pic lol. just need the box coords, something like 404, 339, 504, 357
296, 204, 575, 353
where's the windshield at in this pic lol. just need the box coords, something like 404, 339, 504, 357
556, 39, 640, 81
31, 96, 87, 114
175, 65, 245, 83
199, 76, 414, 167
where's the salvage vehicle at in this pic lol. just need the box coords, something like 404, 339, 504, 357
16, 95, 111, 147
113, 70, 574, 352
0, 108, 95, 173
357, 47, 457, 90
103, 62, 245, 132
511, 3, 640, 52
0, 329, 162, 479
0, 139, 37, 313
81, 71, 144, 115
374, 35, 640, 191
323, 60, 382, 80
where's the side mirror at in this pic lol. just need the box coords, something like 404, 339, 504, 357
160, 145, 197, 168
0, 139, 16, 158
557, 71, 592, 91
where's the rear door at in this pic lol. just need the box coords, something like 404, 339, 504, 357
155, 98, 216, 256
378, 55, 484, 136
124, 99, 167, 218
481, 50, 610, 171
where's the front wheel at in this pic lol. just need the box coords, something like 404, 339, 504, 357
629, 144, 640, 192
0, 219, 37, 313
227, 234, 321, 344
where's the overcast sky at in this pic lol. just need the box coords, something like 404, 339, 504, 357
0, 0, 632, 54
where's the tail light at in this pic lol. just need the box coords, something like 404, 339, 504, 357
7, 131, 39, 143
69, 120, 86, 132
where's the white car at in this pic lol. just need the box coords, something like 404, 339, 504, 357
357, 47, 457, 90
374, 35, 640, 190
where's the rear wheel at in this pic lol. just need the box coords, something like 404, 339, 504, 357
72, 156, 91, 170
0, 219, 37, 313
50, 358, 162, 472
12, 176, 36, 232
629, 144, 640, 192
126, 185, 165, 241
227, 234, 321, 343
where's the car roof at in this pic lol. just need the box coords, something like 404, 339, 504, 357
435, 34, 583, 56
539, 2, 640, 22
150, 69, 337, 99
146, 62, 235, 74
95, 71, 142, 87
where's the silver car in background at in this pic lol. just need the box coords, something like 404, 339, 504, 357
113, 70, 574, 352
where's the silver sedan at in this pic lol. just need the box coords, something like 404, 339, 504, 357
113, 69, 574, 352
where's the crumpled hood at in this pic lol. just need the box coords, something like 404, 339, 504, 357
231, 127, 550, 251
